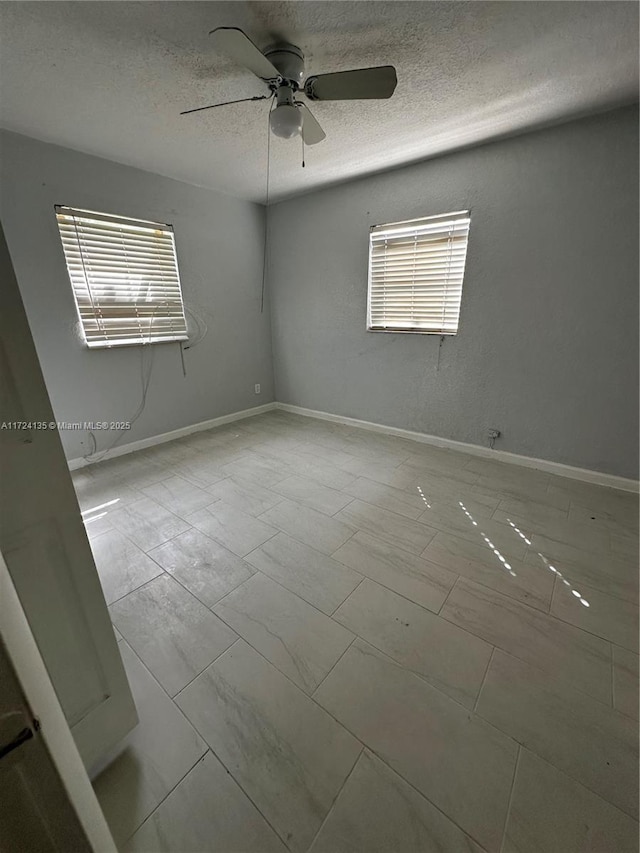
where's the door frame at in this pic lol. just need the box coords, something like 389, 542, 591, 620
0, 549, 117, 852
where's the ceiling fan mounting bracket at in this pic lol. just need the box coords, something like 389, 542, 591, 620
263, 42, 305, 88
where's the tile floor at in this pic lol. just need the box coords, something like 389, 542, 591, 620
73, 410, 639, 853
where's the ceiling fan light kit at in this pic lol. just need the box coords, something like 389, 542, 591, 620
181, 27, 398, 147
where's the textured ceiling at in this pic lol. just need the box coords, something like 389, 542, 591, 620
0, 1, 638, 203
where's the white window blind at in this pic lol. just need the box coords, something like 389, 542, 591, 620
367, 210, 471, 334
55, 206, 188, 348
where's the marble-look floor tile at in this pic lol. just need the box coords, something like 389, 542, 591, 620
398, 458, 480, 486
613, 645, 639, 720
314, 640, 518, 853
502, 748, 639, 853
140, 437, 200, 466
80, 412, 640, 853
464, 456, 550, 488
476, 650, 639, 819
312, 434, 410, 468
176, 640, 361, 853
423, 531, 553, 611
402, 446, 474, 475
333, 532, 456, 613
140, 475, 214, 518
74, 476, 142, 515
221, 453, 293, 487
89, 454, 168, 490
547, 477, 638, 519
493, 496, 568, 528
309, 750, 483, 853
568, 501, 639, 538
550, 576, 639, 651
109, 497, 190, 552
214, 573, 354, 693
110, 575, 237, 696
526, 535, 638, 602
245, 532, 362, 615
264, 446, 358, 490
148, 528, 255, 607
187, 501, 277, 557
93, 642, 207, 846
496, 510, 611, 554
169, 453, 227, 488
441, 578, 612, 704
417, 491, 499, 521
341, 477, 426, 520
334, 579, 492, 708
259, 499, 355, 555
90, 529, 164, 605
206, 476, 283, 517
410, 479, 502, 515
610, 529, 639, 559
418, 506, 528, 560
475, 475, 563, 510
125, 751, 287, 853
338, 455, 418, 490
270, 475, 353, 516
336, 500, 437, 556
294, 440, 364, 470
83, 511, 115, 540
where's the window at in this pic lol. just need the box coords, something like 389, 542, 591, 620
367, 210, 471, 335
55, 206, 188, 348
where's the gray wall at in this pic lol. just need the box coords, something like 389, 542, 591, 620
268, 106, 639, 479
0, 130, 274, 460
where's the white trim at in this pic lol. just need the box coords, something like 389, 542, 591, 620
67, 398, 638, 493
68, 403, 277, 470
275, 403, 639, 494
0, 551, 117, 852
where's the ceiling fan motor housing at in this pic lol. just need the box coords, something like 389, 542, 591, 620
263, 43, 305, 87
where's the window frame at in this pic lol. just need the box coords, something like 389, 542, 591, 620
55, 205, 188, 350
366, 210, 471, 336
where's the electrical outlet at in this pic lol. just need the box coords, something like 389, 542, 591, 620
254, 384, 261, 395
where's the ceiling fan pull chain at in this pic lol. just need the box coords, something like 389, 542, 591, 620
260, 97, 275, 315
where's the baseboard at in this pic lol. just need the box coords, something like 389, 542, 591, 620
68, 397, 638, 493
275, 403, 639, 494
67, 402, 278, 470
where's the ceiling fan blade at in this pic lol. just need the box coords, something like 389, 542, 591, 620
209, 27, 281, 80
305, 66, 397, 101
298, 103, 326, 145
180, 94, 269, 116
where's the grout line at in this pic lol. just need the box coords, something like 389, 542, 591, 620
435, 575, 459, 616
305, 745, 364, 851
214, 564, 350, 629
116, 635, 213, 745
329, 528, 358, 556
329, 576, 367, 618
498, 744, 522, 853
609, 641, 615, 709
360, 747, 492, 853
473, 645, 496, 713
171, 637, 243, 701
106, 566, 167, 609
310, 634, 358, 698
122, 750, 209, 845
330, 497, 356, 517
173, 638, 243, 704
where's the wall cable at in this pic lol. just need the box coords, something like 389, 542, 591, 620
436, 335, 445, 371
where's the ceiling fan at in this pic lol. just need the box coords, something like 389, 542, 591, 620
181, 27, 398, 145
